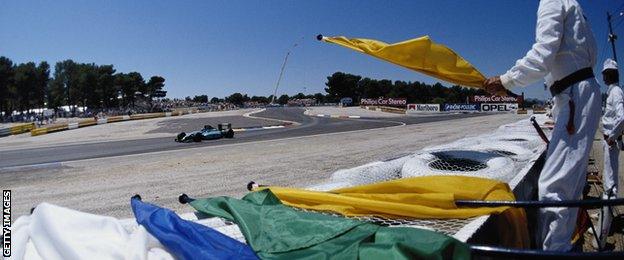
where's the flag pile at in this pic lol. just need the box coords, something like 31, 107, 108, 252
10, 176, 530, 260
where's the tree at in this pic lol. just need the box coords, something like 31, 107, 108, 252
324, 72, 361, 102
145, 76, 165, 110
115, 72, 145, 108
114, 73, 131, 107
127, 72, 145, 107
292, 92, 306, 99
431, 97, 446, 104
49, 60, 79, 115
192, 95, 208, 103
250, 95, 269, 104
34, 62, 50, 110
277, 94, 289, 105
323, 71, 493, 105
97, 65, 117, 108
0, 57, 14, 117
146, 76, 165, 97
210, 97, 222, 103
313, 93, 325, 104
76, 63, 99, 109
13, 62, 38, 113
226, 92, 246, 106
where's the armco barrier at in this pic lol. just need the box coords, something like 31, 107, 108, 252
107, 116, 125, 123
379, 106, 406, 114
361, 105, 406, 114
0, 123, 35, 137
0, 128, 10, 137
9, 123, 35, 135
78, 119, 97, 127
29, 109, 204, 136
30, 128, 47, 136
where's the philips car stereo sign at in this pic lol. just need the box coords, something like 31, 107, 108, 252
443, 103, 479, 112
360, 98, 407, 107
471, 95, 523, 103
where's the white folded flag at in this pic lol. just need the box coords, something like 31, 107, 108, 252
8, 203, 173, 260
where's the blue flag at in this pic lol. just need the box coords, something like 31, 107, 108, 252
131, 197, 258, 260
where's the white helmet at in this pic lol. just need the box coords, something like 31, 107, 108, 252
603, 58, 618, 72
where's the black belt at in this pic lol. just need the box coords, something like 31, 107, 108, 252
604, 134, 622, 141
549, 67, 594, 96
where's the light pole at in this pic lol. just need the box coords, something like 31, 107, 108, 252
607, 11, 619, 62
270, 37, 304, 105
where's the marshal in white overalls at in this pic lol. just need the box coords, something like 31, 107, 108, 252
498, 0, 601, 251
598, 58, 624, 247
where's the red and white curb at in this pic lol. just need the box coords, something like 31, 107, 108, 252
232, 124, 291, 132
311, 114, 361, 119
302, 109, 361, 119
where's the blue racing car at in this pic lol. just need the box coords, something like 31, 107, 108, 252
175, 123, 234, 142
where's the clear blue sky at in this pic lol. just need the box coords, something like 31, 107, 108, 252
1, 0, 622, 100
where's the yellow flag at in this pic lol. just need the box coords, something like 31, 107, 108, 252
319, 35, 486, 88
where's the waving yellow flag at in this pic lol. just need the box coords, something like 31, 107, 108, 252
318, 35, 486, 88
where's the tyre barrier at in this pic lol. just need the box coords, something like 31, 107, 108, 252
401, 150, 516, 182
309, 156, 413, 191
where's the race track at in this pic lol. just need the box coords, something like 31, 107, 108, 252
0, 107, 486, 168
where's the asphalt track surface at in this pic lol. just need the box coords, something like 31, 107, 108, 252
0, 107, 487, 168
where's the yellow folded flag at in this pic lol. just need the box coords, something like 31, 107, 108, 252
266, 175, 512, 219
319, 35, 486, 88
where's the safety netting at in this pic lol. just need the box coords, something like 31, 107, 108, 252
295, 208, 478, 236
428, 152, 489, 172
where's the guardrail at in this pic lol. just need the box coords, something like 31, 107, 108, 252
0, 123, 35, 137
29, 109, 204, 137
361, 105, 406, 114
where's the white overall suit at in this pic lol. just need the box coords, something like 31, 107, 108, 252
599, 81, 624, 246
499, 0, 601, 251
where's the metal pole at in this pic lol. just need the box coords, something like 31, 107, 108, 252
608, 12, 618, 62
271, 51, 291, 104
270, 37, 304, 105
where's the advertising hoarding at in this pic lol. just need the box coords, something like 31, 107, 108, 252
407, 104, 440, 113
443, 103, 479, 112
360, 98, 407, 107
480, 103, 519, 112
471, 95, 523, 104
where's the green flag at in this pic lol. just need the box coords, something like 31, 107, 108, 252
189, 189, 470, 260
